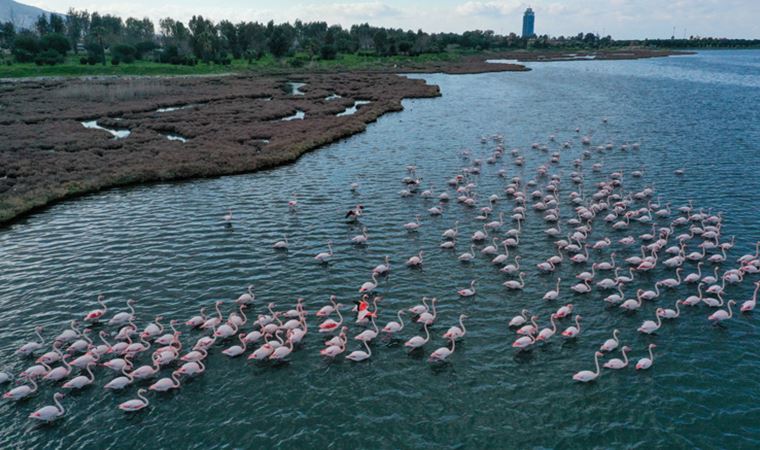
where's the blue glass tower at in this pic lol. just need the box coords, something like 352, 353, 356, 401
522, 7, 535, 38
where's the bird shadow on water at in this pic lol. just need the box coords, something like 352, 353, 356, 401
512, 349, 537, 364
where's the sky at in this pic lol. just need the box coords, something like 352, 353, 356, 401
23, 0, 760, 39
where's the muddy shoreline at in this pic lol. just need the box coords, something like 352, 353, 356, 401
0, 50, 686, 226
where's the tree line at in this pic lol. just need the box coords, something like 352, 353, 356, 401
1, 9, 758, 67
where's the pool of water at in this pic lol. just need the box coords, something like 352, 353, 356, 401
81, 120, 131, 139
337, 100, 371, 116
2, 50, 760, 448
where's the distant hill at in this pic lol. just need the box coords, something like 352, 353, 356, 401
0, 0, 60, 29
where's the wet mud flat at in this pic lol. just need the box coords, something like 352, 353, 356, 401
0, 72, 443, 224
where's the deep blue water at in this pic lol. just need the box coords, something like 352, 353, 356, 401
1, 50, 759, 448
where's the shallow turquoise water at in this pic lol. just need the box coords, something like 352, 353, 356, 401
1, 50, 760, 448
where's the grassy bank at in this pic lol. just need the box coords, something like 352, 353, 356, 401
0, 52, 463, 78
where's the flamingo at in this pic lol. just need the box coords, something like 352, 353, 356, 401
118, 389, 150, 412
684, 262, 702, 284
201, 302, 223, 330
404, 215, 422, 231
561, 315, 583, 338
536, 314, 558, 342
149, 371, 181, 392
29, 392, 66, 422
141, 315, 164, 340
638, 309, 664, 334
315, 241, 334, 263
429, 338, 456, 362
43, 355, 72, 382
316, 295, 339, 317
512, 334, 536, 350
222, 334, 248, 357
458, 280, 477, 297
36, 342, 63, 365
508, 309, 530, 328
359, 273, 379, 293
408, 297, 429, 315
355, 313, 380, 342
62, 363, 95, 390
236, 285, 256, 305
573, 351, 603, 382
503, 272, 525, 290
179, 346, 208, 364
442, 221, 459, 239
406, 251, 424, 267
555, 303, 574, 319
636, 344, 657, 370
373, 256, 391, 276
270, 339, 294, 360
176, 360, 205, 376
600, 329, 620, 352
383, 310, 406, 334
20, 361, 50, 379
108, 299, 136, 326
346, 340, 372, 362
404, 322, 430, 350
570, 279, 591, 294
603, 346, 631, 369
517, 316, 539, 336
458, 245, 476, 262
17, 326, 45, 356
640, 283, 661, 301
103, 365, 134, 390
319, 304, 343, 333
543, 278, 561, 301
130, 358, 162, 380
442, 314, 468, 340
186, 307, 207, 328
740, 281, 760, 312
273, 235, 289, 249
3, 377, 37, 400
658, 268, 683, 288
84, 294, 108, 322
416, 298, 438, 325
658, 300, 682, 319
708, 300, 736, 324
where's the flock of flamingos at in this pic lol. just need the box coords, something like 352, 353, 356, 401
2, 122, 760, 423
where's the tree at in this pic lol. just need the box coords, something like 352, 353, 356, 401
373, 29, 387, 55
125, 17, 154, 44
268, 24, 292, 58
39, 33, 70, 55
188, 16, 220, 62
49, 14, 65, 34
12, 33, 39, 62
218, 20, 240, 59
0, 22, 15, 49
111, 44, 137, 63
66, 9, 90, 53
35, 15, 49, 36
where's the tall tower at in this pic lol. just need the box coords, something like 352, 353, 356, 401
522, 7, 535, 38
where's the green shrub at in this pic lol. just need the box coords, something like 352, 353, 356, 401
12, 35, 39, 62
34, 49, 64, 65
111, 44, 137, 63
39, 33, 70, 55
319, 44, 337, 60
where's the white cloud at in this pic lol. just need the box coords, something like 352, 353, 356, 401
455, 1, 524, 17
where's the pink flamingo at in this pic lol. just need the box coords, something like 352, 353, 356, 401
458, 280, 477, 297
573, 351, 603, 382
637, 309, 664, 334
404, 322, 430, 350
29, 392, 65, 422
603, 346, 631, 369
600, 329, 620, 352
442, 314, 468, 340
118, 389, 149, 412
108, 299, 136, 326
708, 300, 736, 324
319, 304, 344, 333
186, 307, 207, 328
383, 310, 405, 334
740, 281, 760, 312
346, 340, 372, 362
4, 377, 37, 400
17, 326, 45, 356
561, 315, 583, 338
429, 338, 456, 362
636, 344, 656, 370
84, 294, 108, 322
149, 370, 181, 392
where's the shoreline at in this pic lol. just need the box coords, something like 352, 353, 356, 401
0, 49, 686, 226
